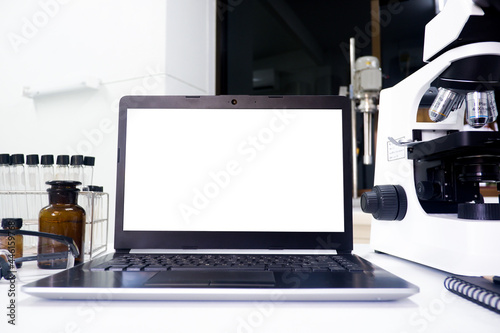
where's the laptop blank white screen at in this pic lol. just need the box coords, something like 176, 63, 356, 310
123, 108, 344, 233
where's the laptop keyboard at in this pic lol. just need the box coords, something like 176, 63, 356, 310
90, 254, 364, 273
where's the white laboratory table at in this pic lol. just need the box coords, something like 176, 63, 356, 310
1, 244, 499, 333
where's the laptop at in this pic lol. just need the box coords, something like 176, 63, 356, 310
23, 95, 418, 301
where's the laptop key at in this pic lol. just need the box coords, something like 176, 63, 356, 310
267, 266, 291, 272
144, 265, 169, 272
233, 267, 267, 272
328, 266, 348, 272
346, 266, 364, 272
109, 265, 130, 271
170, 266, 209, 271
311, 267, 329, 272
170, 266, 265, 272
125, 265, 147, 271
293, 267, 312, 272
250, 264, 267, 269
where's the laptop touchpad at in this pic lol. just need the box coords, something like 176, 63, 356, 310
145, 271, 276, 287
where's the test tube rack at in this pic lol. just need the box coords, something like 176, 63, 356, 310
0, 190, 108, 261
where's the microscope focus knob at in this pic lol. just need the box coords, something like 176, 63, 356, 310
416, 181, 440, 200
360, 185, 407, 221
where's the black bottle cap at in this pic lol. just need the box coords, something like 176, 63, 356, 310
71, 155, 84, 166
46, 180, 82, 193
0, 154, 10, 165
56, 155, 70, 165
41, 154, 54, 165
10, 154, 25, 165
26, 154, 40, 165
1, 218, 23, 229
83, 156, 95, 166
83, 185, 103, 192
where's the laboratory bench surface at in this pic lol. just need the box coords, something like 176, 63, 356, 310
2, 244, 500, 333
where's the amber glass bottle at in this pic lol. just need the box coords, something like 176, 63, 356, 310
0, 218, 23, 268
38, 181, 85, 269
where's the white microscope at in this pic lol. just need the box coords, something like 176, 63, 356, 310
361, 0, 500, 276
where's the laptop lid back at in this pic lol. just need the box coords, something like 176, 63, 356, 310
115, 95, 353, 252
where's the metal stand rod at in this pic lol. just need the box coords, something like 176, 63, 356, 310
350, 38, 358, 198
363, 112, 374, 165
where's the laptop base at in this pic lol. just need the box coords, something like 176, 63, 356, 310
22, 252, 418, 301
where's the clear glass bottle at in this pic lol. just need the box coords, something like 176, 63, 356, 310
25, 154, 40, 191
40, 155, 55, 190
25, 154, 41, 224
83, 156, 95, 188
82, 185, 104, 256
0, 218, 23, 268
0, 154, 12, 219
9, 154, 27, 219
70, 155, 84, 187
40, 155, 55, 208
38, 181, 85, 269
55, 155, 70, 180
0, 154, 10, 190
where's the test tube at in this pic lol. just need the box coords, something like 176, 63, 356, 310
25, 154, 41, 225
83, 156, 95, 187
55, 155, 70, 180
81, 186, 92, 258
70, 155, 85, 187
10, 154, 27, 219
0, 154, 12, 219
25, 154, 40, 191
40, 155, 55, 207
40, 155, 55, 190
83, 185, 104, 259
94, 186, 105, 256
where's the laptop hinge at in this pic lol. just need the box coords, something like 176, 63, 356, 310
115, 249, 131, 254
336, 249, 352, 255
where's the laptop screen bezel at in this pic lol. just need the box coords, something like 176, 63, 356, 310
114, 95, 353, 253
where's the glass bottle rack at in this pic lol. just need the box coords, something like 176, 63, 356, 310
0, 190, 108, 261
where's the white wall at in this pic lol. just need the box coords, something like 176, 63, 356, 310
0, 0, 216, 242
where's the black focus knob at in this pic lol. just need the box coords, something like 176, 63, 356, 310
360, 185, 407, 221
416, 181, 440, 200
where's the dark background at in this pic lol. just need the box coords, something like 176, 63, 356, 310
216, 0, 437, 191
217, 0, 436, 95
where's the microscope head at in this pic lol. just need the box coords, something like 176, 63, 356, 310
424, 0, 500, 62
424, 0, 500, 129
